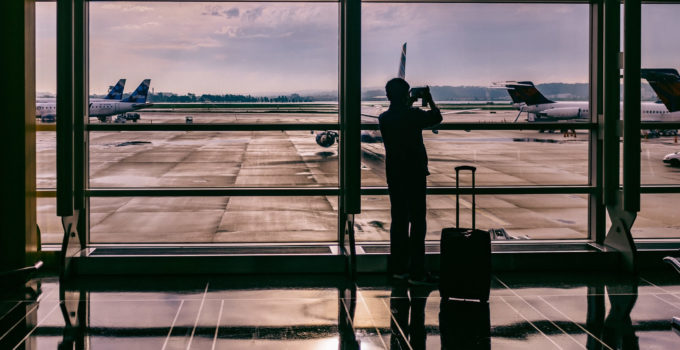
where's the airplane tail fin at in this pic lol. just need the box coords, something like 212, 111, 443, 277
641, 68, 680, 112
104, 79, 126, 100
505, 81, 554, 105
398, 43, 406, 79
122, 79, 151, 103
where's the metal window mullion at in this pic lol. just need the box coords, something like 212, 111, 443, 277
75, 0, 88, 247
340, 0, 361, 215
57, 0, 74, 216
362, 186, 595, 196
589, 1, 605, 242
86, 188, 340, 197
602, 0, 620, 207
85, 123, 340, 132
623, 0, 641, 212
360, 122, 595, 131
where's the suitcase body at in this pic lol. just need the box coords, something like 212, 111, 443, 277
439, 166, 491, 302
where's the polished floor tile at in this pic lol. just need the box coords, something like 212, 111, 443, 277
2, 271, 680, 349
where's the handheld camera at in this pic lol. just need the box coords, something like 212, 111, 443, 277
410, 86, 430, 107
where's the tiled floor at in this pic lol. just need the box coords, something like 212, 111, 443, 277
2, 271, 679, 349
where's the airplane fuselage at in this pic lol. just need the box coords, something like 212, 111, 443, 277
521, 101, 679, 122
35, 100, 150, 119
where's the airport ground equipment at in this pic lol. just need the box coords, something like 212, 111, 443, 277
439, 166, 491, 302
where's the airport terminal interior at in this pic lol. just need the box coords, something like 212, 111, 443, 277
3, 0, 680, 348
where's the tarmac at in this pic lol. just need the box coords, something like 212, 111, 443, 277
35, 108, 680, 244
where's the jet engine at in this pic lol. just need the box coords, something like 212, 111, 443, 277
315, 131, 338, 147
539, 107, 585, 120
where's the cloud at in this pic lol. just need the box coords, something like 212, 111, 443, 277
111, 22, 159, 31
244, 7, 264, 22
224, 8, 240, 19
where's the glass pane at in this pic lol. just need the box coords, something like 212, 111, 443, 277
36, 2, 57, 247
88, 2, 338, 124
357, 194, 588, 242
37, 131, 56, 189
90, 196, 337, 243
362, 3, 589, 120
37, 197, 62, 245
641, 139, 680, 185
89, 131, 338, 188
633, 194, 680, 239
361, 129, 589, 187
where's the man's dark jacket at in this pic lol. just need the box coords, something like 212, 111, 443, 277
378, 105, 443, 184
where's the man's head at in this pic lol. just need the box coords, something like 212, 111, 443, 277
386, 78, 410, 105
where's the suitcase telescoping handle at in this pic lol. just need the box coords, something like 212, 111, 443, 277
455, 165, 476, 231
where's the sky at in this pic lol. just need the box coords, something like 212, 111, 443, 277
35, 2, 680, 96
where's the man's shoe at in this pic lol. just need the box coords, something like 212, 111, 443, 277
408, 273, 439, 286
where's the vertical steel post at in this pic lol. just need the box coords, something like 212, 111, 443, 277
57, 0, 75, 217
338, 0, 346, 244
603, 0, 620, 207
341, 0, 361, 215
590, 1, 606, 243
0, 0, 38, 275
622, 0, 641, 213
74, 0, 88, 246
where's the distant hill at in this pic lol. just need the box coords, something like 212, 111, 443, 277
363, 82, 659, 102
86, 82, 660, 103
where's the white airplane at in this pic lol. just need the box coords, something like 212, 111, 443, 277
499, 80, 676, 123
314, 43, 474, 147
36, 79, 152, 123
36, 79, 127, 104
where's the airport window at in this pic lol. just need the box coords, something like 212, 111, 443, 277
635, 3, 680, 238
360, 2, 592, 241
356, 194, 588, 242
36, 1, 58, 244
35, 1, 680, 249
80, 2, 340, 244
89, 196, 338, 244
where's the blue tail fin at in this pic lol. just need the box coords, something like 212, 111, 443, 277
104, 79, 126, 100
398, 43, 407, 79
641, 68, 680, 112
122, 79, 151, 103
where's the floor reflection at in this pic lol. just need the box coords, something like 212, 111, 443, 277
2, 271, 680, 349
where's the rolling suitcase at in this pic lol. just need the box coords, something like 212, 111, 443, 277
439, 165, 491, 302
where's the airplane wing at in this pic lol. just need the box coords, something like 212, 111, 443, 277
441, 108, 480, 115
360, 105, 384, 119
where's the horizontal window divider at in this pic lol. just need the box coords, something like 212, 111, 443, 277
360, 122, 595, 131
640, 186, 680, 194
36, 124, 56, 132
85, 123, 339, 132
37, 190, 57, 198
362, 186, 595, 195
362, 0, 591, 3
640, 122, 680, 129
86, 187, 340, 197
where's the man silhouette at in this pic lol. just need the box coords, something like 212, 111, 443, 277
379, 78, 442, 285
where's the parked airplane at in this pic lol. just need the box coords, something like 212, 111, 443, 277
499, 81, 672, 123
36, 79, 152, 123
641, 68, 680, 116
315, 43, 472, 147
36, 79, 126, 104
